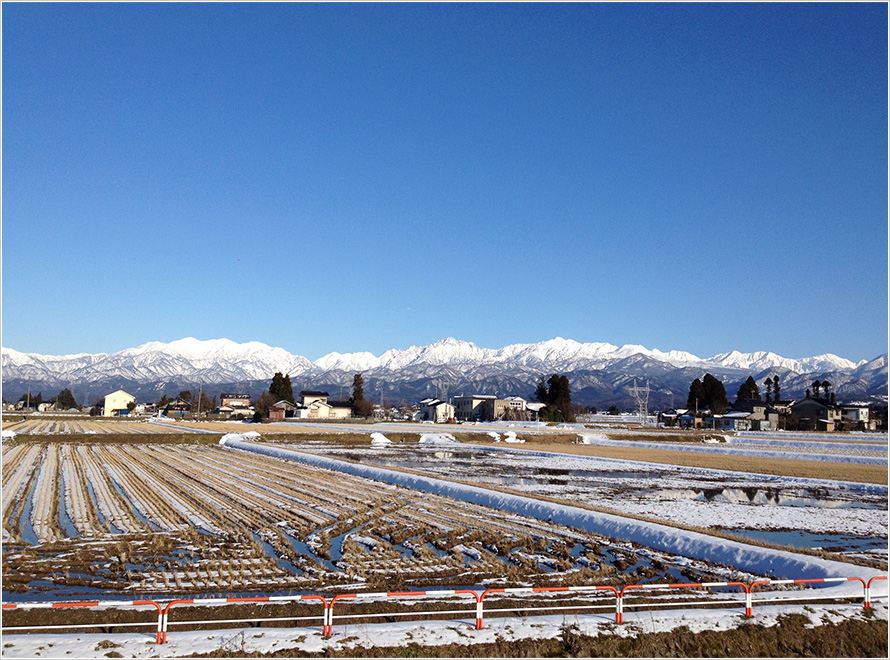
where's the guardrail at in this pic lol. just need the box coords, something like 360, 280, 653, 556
2, 574, 885, 644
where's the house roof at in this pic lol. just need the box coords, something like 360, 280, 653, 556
271, 400, 297, 409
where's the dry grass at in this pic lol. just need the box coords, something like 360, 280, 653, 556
516, 442, 888, 485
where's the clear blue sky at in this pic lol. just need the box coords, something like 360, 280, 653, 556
2, 2, 887, 362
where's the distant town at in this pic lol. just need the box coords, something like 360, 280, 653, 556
9, 370, 884, 433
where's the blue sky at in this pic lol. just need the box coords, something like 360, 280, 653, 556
2, 2, 887, 361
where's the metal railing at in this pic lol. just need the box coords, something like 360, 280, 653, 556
2, 574, 885, 644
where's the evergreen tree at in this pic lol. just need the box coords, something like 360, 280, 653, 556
821, 379, 831, 399
351, 374, 365, 405
736, 375, 761, 402
702, 374, 728, 414
773, 375, 781, 402
686, 378, 706, 412
534, 377, 549, 404
178, 390, 192, 402
269, 372, 295, 404
351, 374, 373, 417
158, 394, 170, 409
540, 374, 574, 422
556, 375, 574, 421
763, 377, 773, 404
811, 380, 822, 399
56, 388, 78, 410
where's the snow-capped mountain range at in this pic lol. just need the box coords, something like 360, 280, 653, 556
1, 337, 885, 408
0, 336, 870, 385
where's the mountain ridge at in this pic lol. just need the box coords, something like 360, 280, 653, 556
2, 336, 874, 384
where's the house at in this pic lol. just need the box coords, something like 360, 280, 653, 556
104, 390, 136, 417
526, 401, 545, 421
327, 400, 353, 419
420, 398, 455, 423
453, 395, 495, 421
498, 396, 529, 420
730, 399, 779, 431
37, 402, 55, 413
658, 408, 687, 426
708, 411, 753, 431
220, 393, 251, 408
163, 397, 192, 418
219, 393, 253, 419
293, 391, 352, 419
134, 403, 156, 415
790, 396, 842, 432
268, 400, 297, 421
770, 399, 794, 416
841, 402, 876, 431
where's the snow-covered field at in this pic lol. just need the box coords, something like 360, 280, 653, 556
278, 432, 888, 558
2, 427, 887, 656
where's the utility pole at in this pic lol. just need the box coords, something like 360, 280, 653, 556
26, 378, 31, 412
196, 383, 202, 416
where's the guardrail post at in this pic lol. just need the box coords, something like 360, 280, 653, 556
745, 585, 753, 617
476, 597, 483, 630
865, 576, 887, 610
616, 594, 623, 624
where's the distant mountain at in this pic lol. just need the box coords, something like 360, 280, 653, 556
2, 337, 885, 409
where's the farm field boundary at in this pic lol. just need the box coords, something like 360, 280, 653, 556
263, 423, 889, 484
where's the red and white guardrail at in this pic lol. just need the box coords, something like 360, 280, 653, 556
2, 575, 886, 644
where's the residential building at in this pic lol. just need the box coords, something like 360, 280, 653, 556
269, 400, 297, 421
420, 398, 455, 423
163, 397, 191, 418
104, 389, 136, 417
220, 393, 251, 408
293, 391, 352, 419
730, 399, 779, 431
790, 396, 842, 432
841, 402, 876, 431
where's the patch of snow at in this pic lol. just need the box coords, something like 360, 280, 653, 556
419, 433, 458, 445
370, 433, 393, 447
219, 431, 261, 445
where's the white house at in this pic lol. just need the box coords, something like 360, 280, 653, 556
293, 391, 353, 419
104, 390, 136, 417
420, 398, 455, 423
841, 403, 875, 431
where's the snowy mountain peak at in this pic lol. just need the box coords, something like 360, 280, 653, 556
1, 337, 880, 395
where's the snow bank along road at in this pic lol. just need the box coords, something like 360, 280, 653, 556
221, 437, 886, 591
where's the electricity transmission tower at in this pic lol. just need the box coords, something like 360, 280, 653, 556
629, 379, 650, 426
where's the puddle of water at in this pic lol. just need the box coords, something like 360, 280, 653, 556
82, 478, 107, 531
248, 530, 302, 575
719, 528, 888, 553
641, 487, 881, 510
329, 522, 370, 563
19, 476, 40, 545
283, 530, 338, 572
106, 476, 162, 531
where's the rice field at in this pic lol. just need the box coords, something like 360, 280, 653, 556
2, 437, 753, 602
